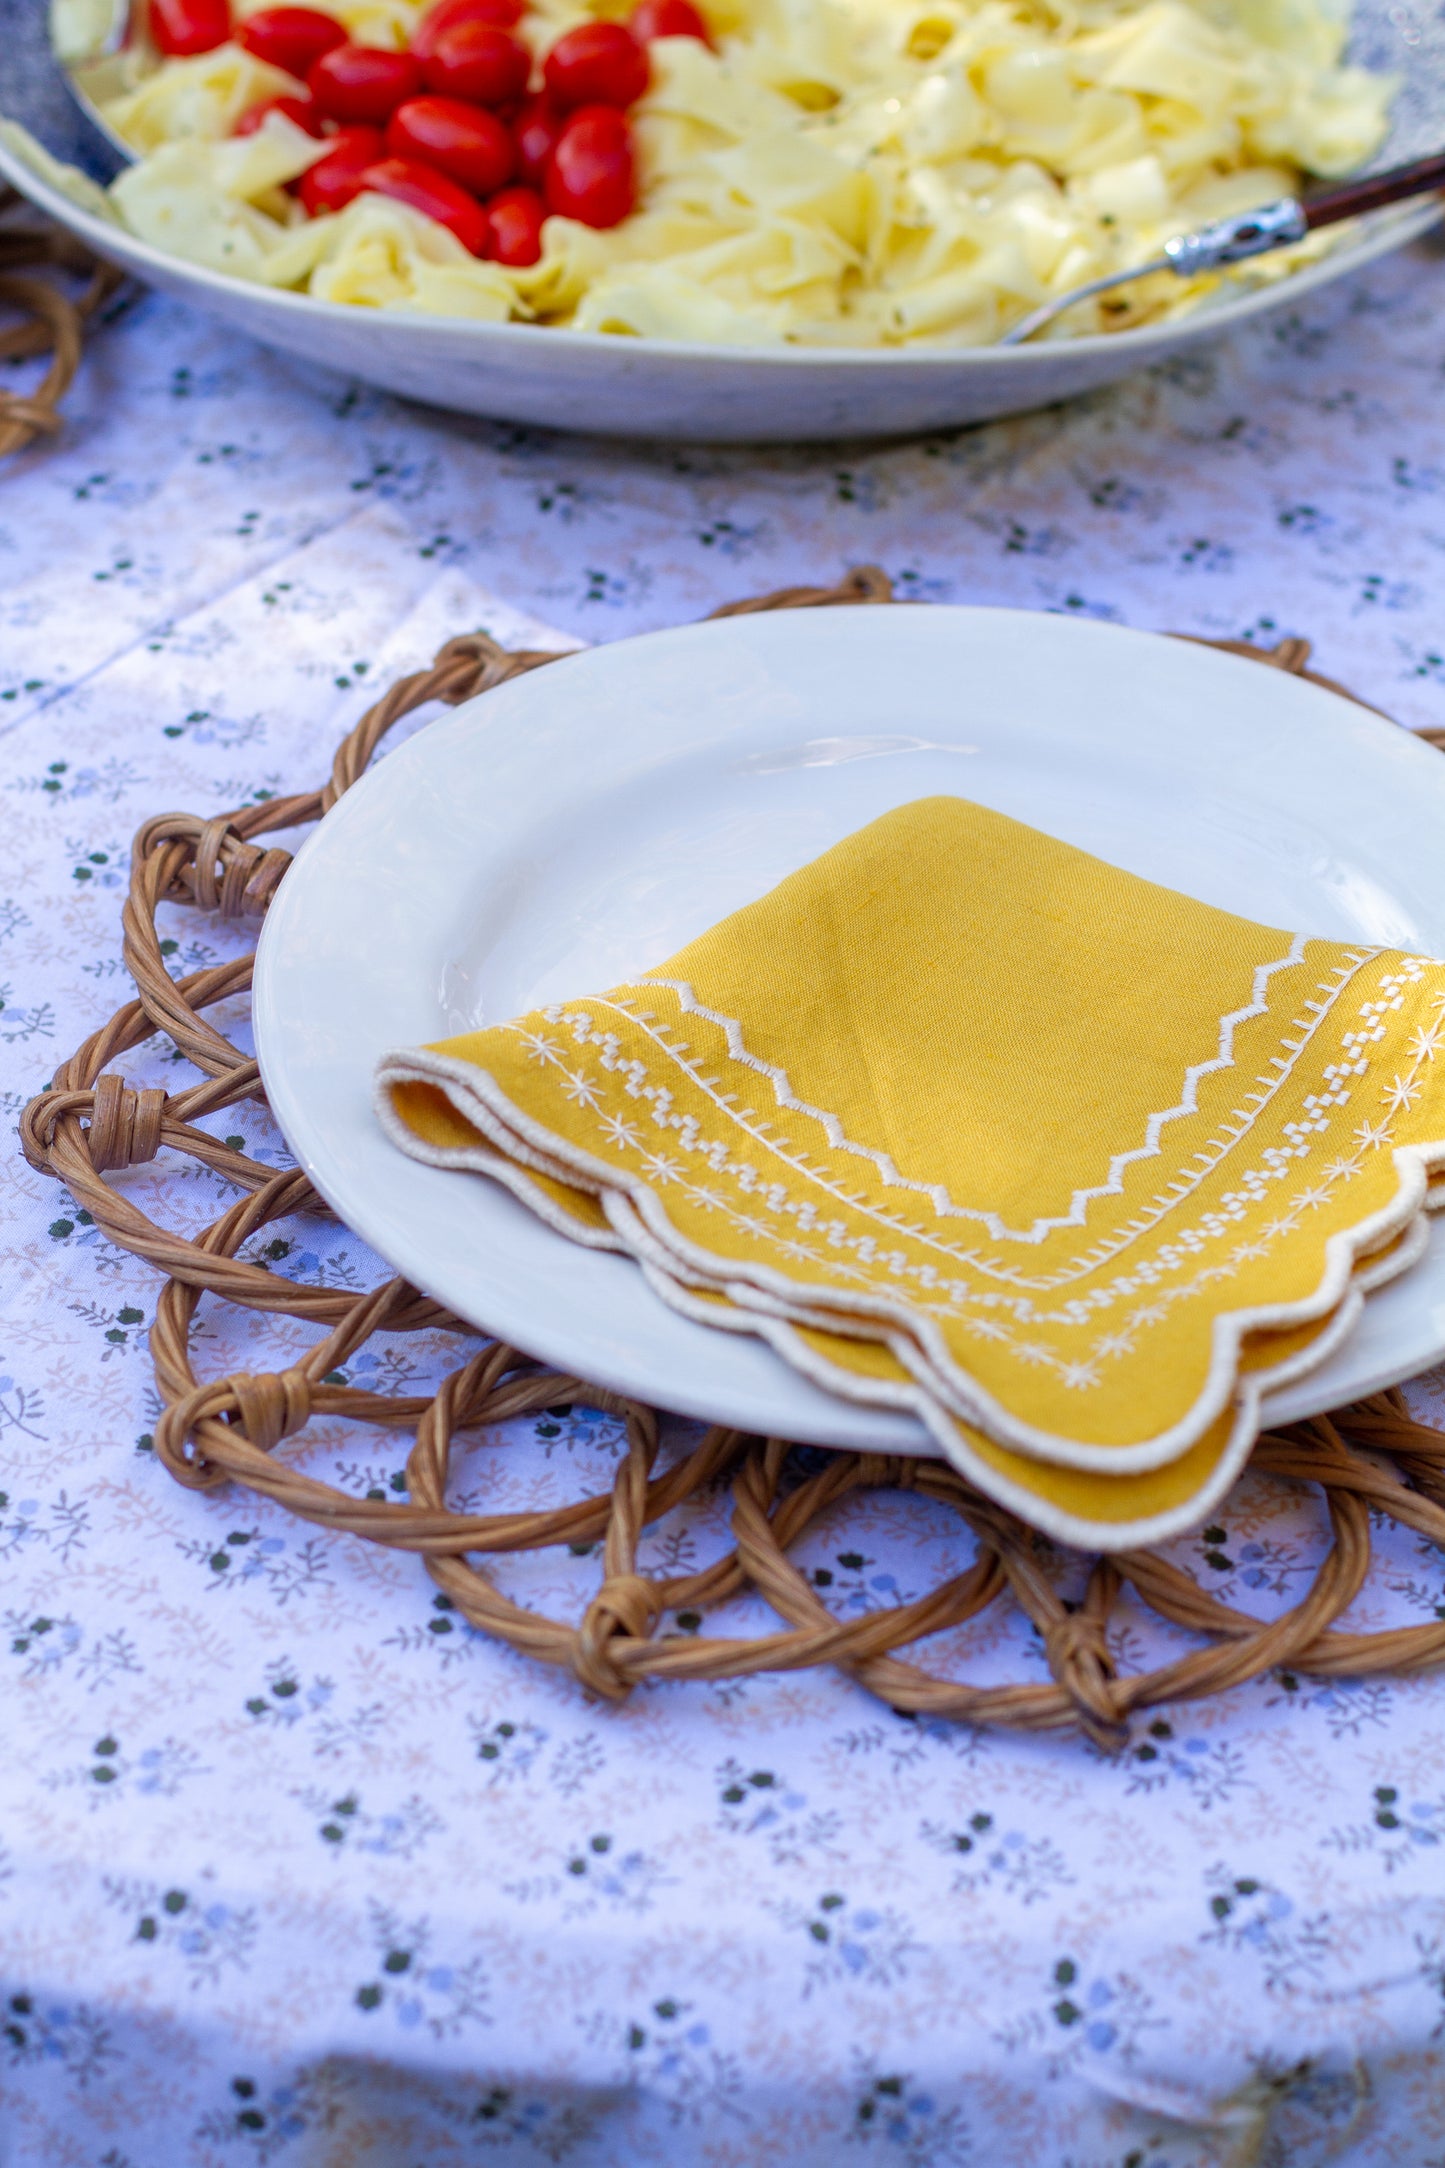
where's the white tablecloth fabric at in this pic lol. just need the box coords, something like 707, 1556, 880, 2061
6, 243, 1445, 2168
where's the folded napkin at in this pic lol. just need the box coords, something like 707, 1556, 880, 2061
377, 797, 1445, 1547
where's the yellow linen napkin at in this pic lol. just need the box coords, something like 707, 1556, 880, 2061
377, 797, 1445, 1546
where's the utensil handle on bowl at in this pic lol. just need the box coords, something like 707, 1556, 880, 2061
1302, 148, 1445, 229
1162, 198, 1307, 274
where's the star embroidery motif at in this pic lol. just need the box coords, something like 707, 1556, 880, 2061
1323, 1153, 1364, 1182
561, 1069, 602, 1108
729, 1210, 772, 1241
1092, 1330, 1136, 1359
1410, 1022, 1444, 1062
1058, 1361, 1100, 1390
596, 1111, 642, 1150
640, 1151, 684, 1184
516, 1029, 563, 1066
1384, 1074, 1422, 1114
1354, 1116, 1395, 1149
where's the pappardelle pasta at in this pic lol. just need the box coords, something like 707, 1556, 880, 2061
56, 0, 1394, 344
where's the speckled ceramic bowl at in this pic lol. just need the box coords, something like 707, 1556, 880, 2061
1, 0, 1440, 440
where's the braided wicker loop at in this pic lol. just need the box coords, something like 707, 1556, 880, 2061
0, 192, 122, 461
21, 567, 1445, 1740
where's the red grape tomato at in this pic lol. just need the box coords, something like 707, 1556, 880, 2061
631, 0, 712, 42
410, 0, 523, 55
149, 0, 231, 57
542, 22, 648, 110
544, 102, 635, 227
385, 95, 516, 193
307, 43, 424, 122
483, 181, 544, 263
237, 6, 346, 75
422, 24, 531, 107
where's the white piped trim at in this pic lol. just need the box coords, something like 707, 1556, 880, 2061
374, 1045, 1445, 1484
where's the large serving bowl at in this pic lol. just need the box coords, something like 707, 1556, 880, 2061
1, 0, 1441, 440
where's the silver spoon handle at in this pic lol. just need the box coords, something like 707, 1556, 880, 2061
998, 258, 1170, 347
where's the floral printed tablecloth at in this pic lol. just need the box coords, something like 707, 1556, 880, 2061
7, 240, 1445, 2168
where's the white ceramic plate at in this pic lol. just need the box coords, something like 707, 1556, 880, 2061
2, 0, 1443, 440
254, 606, 1445, 1452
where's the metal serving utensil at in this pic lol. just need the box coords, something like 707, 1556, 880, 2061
61, 0, 144, 169
1000, 148, 1445, 344
1, 0, 126, 179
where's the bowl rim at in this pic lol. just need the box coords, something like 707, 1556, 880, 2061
3, 126, 1440, 374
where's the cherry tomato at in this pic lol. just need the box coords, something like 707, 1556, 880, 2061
234, 91, 328, 134
512, 91, 563, 182
238, 5, 345, 76
296, 123, 384, 212
307, 43, 424, 123
544, 102, 634, 226
631, 0, 712, 42
410, 0, 523, 55
542, 22, 648, 110
358, 156, 490, 250
149, 0, 230, 56
482, 181, 544, 263
385, 95, 515, 193
423, 24, 530, 107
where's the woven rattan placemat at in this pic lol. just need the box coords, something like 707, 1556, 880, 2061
21, 570, 1445, 1749
0, 188, 119, 459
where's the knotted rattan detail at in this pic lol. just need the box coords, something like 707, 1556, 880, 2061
0, 190, 121, 461
21, 566, 1445, 1746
